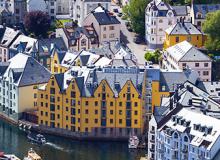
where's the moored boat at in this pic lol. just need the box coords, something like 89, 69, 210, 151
128, 135, 139, 149
27, 133, 46, 144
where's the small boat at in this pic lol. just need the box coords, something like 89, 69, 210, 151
27, 133, 46, 144
23, 148, 42, 160
128, 135, 139, 149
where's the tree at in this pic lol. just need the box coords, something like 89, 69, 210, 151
144, 49, 161, 64
203, 10, 220, 52
24, 11, 51, 38
122, 0, 149, 35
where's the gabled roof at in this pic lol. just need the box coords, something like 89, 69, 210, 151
166, 41, 212, 62
0, 27, 21, 48
91, 6, 120, 25
165, 22, 202, 35
5, 53, 51, 87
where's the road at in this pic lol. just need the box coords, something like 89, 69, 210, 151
111, 3, 147, 65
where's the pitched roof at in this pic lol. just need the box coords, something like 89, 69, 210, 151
5, 53, 51, 87
172, 6, 189, 16
166, 41, 212, 62
92, 6, 120, 25
159, 69, 199, 92
0, 27, 20, 47
165, 22, 202, 35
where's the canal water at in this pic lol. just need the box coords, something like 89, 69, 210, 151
0, 119, 145, 160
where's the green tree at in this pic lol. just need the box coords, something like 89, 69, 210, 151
144, 50, 161, 64
122, 0, 149, 35
203, 10, 220, 52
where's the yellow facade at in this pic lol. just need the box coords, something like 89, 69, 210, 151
38, 76, 144, 136
50, 51, 68, 74
151, 81, 170, 112
164, 33, 206, 49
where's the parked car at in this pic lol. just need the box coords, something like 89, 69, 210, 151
117, 13, 123, 17
113, 9, 119, 13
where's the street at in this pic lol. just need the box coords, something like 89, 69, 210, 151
111, 3, 147, 65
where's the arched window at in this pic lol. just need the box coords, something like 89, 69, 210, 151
184, 136, 188, 142
81, 39, 86, 46
174, 132, 178, 139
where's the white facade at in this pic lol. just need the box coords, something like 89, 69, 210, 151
70, 0, 111, 26
149, 108, 220, 160
162, 41, 212, 81
145, 0, 191, 49
56, 0, 70, 15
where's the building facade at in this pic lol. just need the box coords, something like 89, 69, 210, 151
56, 24, 99, 52
162, 41, 212, 81
145, 0, 191, 49
38, 66, 146, 138
70, 0, 111, 26
0, 53, 50, 120
83, 6, 121, 44
164, 21, 206, 49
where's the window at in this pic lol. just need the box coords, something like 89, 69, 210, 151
195, 63, 199, 67
187, 36, 191, 42
134, 111, 138, 115
110, 110, 113, 115
159, 19, 163, 23
168, 20, 172, 25
175, 37, 179, 43
109, 26, 114, 30
103, 34, 106, 38
95, 110, 98, 114
182, 63, 186, 68
50, 104, 55, 111
95, 101, 98, 106
85, 109, 89, 114
204, 63, 208, 67
71, 91, 76, 98
134, 102, 138, 107
119, 119, 122, 124
81, 39, 86, 46
109, 33, 115, 38
110, 102, 113, 106
203, 71, 209, 76
110, 119, 113, 124
119, 102, 122, 106
50, 88, 55, 94
103, 27, 106, 31
94, 119, 98, 124
85, 101, 89, 106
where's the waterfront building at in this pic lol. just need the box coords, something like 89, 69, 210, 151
162, 41, 212, 81
38, 65, 146, 138
56, 24, 99, 52
149, 107, 220, 160
0, 53, 50, 120
148, 81, 220, 160
191, 3, 220, 30
164, 21, 206, 49
0, 26, 21, 62
83, 6, 121, 44
145, 0, 191, 49
70, 0, 111, 26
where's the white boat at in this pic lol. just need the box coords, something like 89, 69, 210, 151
128, 136, 139, 149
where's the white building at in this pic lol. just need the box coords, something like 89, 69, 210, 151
0, 53, 50, 120
70, 0, 111, 26
153, 108, 220, 160
26, 0, 57, 20
148, 80, 220, 160
145, 0, 190, 49
162, 41, 212, 81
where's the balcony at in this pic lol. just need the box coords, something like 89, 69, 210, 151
150, 130, 155, 134
150, 147, 155, 152
150, 139, 155, 143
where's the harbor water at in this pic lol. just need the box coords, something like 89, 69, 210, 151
0, 119, 145, 160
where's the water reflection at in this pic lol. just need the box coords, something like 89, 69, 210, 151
0, 119, 145, 160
